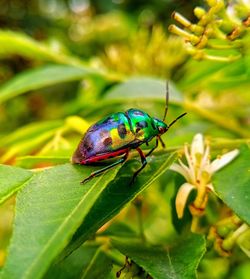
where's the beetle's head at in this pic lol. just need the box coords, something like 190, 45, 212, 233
153, 118, 168, 135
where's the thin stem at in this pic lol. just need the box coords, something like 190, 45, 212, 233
191, 216, 200, 233
211, 138, 250, 150
202, 53, 241, 62
184, 100, 250, 138
222, 223, 250, 251
190, 176, 209, 233
133, 197, 146, 242
231, 223, 249, 239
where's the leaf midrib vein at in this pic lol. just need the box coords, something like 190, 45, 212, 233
23, 174, 105, 279
166, 248, 177, 279
78, 153, 176, 243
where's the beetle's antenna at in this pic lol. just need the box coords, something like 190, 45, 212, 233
163, 81, 187, 128
167, 112, 187, 130
162, 81, 169, 122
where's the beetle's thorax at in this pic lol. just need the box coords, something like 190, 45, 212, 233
125, 109, 160, 141
152, 117, 168, 135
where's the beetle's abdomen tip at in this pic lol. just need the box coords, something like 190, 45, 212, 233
71, 147, 85, 164
71, 155, 80, 164
70, 156, 77, 164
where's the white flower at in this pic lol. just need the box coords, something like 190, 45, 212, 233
170, 133, 239, 219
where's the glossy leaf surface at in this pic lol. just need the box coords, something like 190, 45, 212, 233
0, 65, 98, 103
213, 145, 250, 225
0, 164, 33, 205
104, 77, 184, 103
44, 244, 110, 279
112, 233, 206, 279
81, 247, 113, 279
63, 152, 177, 257
1, 164, 120, 279
0, 30, 83, 65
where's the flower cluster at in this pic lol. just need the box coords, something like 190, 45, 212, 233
169, 0, 250, 61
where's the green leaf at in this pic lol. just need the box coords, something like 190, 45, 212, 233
111, 234, 206, 279
104, 77, 184, 103
44, 243, 109, 279
16, 156, 69, 168
1, 163, 121, 279
0, 120, 63, 147
0, 120, 65, 163
179, 60, 229, 91
213, 145, 250, 225
0, 30, 84, 66
0, 164, 33, 205
201, 58, 250, 91
179, 58, 250, 92
1, 129, 60, 163
0, 64, 99, 103
81, 247, 113, 279
99, 222, 137, 238
62, 152, 177, 258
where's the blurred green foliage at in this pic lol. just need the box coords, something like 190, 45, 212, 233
0, 0, 249, 279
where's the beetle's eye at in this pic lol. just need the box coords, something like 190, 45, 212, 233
159, 127, 165, 134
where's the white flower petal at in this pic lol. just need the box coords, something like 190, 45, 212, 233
170, 163, 190, 181
201, 145, 210, 169
175, 183, 196, 219
191, 133, 204, 159
178, 159, 195, 184
185, 143, 194, 170
211, 149, 239, 173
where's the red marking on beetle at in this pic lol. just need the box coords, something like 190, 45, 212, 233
81, 148, 129, 164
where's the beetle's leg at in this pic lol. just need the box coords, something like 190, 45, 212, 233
116, 256, 129, 278
81, 151, 129, 184
130, 148, 147, 185
145, 136, 165, 158
158, 136, 165, 148
145, 137, 159, 157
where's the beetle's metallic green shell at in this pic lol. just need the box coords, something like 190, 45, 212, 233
72, 109, 167, 164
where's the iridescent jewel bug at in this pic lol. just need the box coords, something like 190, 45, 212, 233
72, 83, 186, 184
